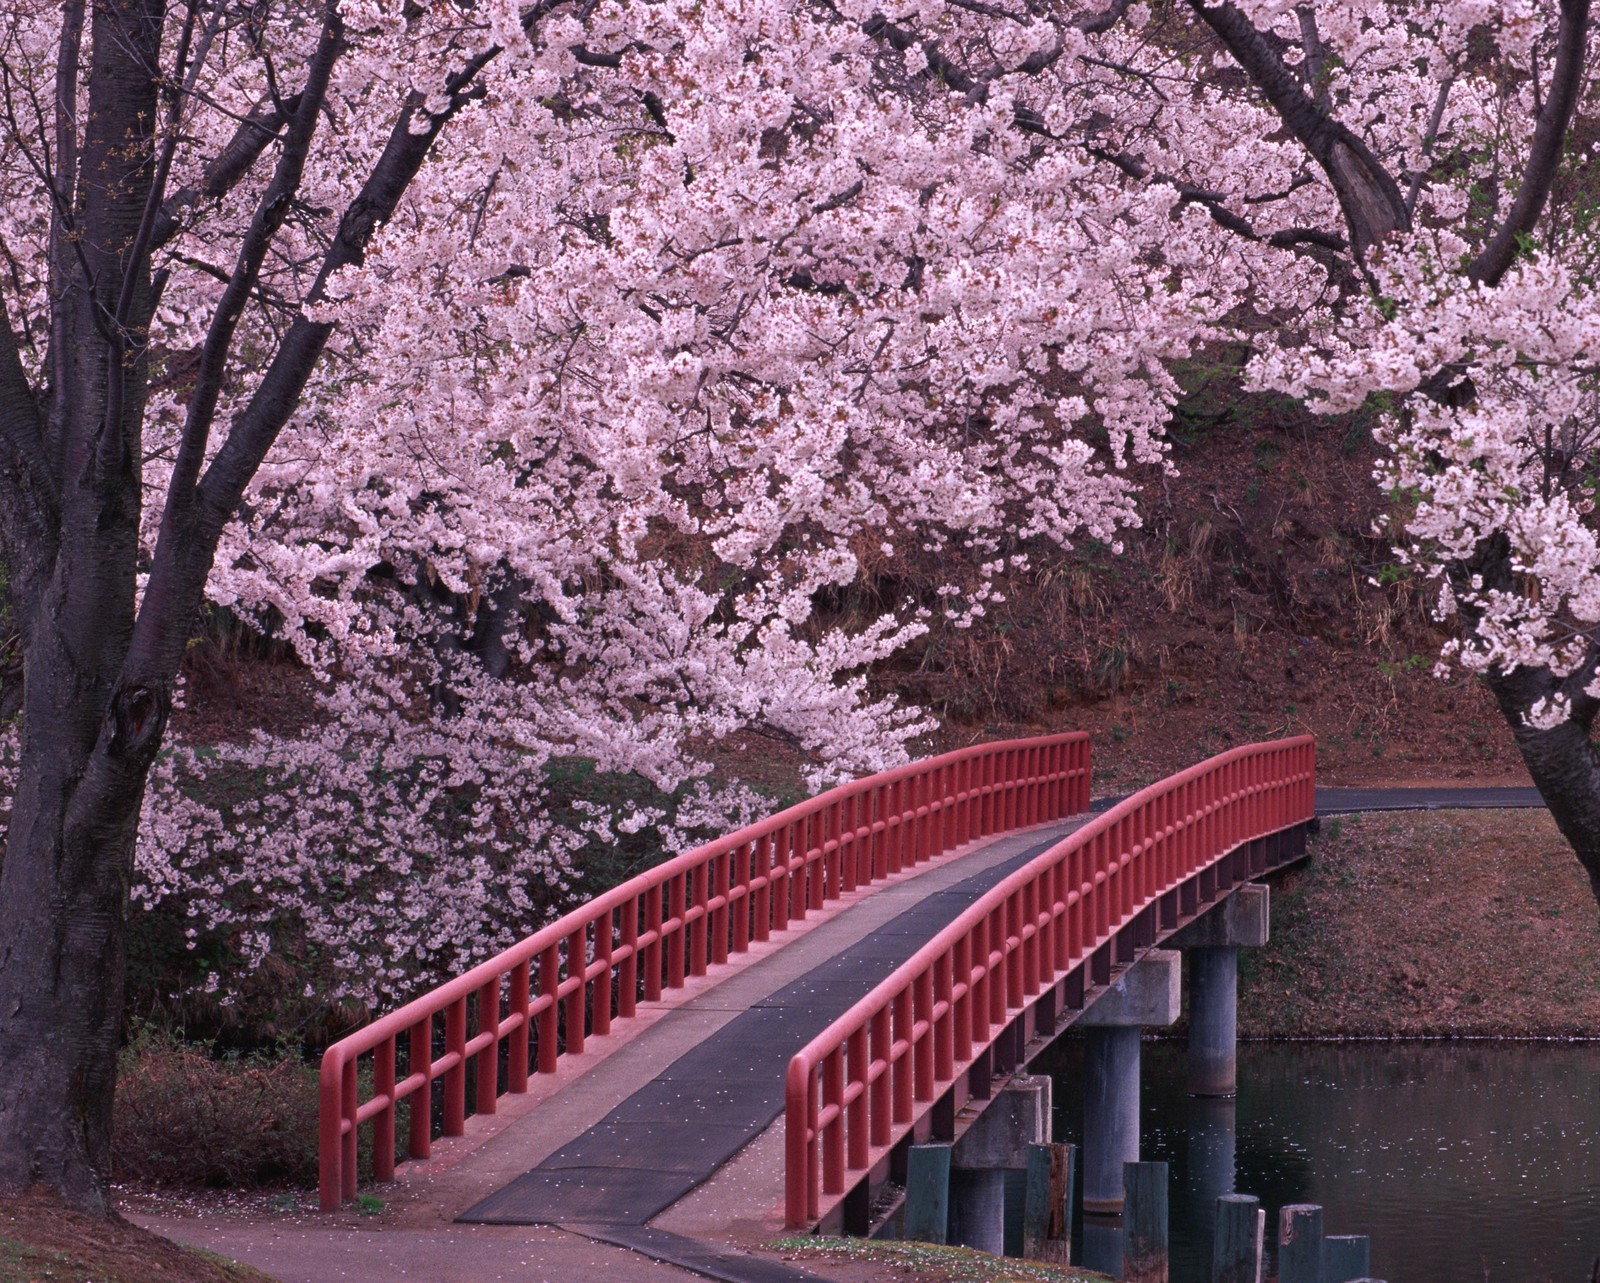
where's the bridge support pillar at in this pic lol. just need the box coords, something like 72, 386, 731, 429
1171, 885, 1269, 1098
1188, 947, 1238, 1097
1078, 951, 1179, 1214
949, 1169, 1006, 1255
949, 1075, 1049, 1256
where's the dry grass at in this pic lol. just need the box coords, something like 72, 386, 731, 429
1240, 810, 1600, 1038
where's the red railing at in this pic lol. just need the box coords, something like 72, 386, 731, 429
318, 733, 1090, 1209
782, 736, 1315, 1227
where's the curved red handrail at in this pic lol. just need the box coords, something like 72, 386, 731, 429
318, 732, 1090, 1209
782, 736, 1315, 1227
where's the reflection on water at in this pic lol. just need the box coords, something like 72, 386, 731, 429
1041, 1041, 1600, 1282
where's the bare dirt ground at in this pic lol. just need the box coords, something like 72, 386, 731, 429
0, 1195, 274, 1283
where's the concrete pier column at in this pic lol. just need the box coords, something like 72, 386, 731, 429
1171, 884, 1269, 1099
1077, 951, 1180, 1215
950, 1075, 1049, 1256
949, 1169, 1006, 1254
1081, 1213, 1124, 1276
1188, 947, 1238, 1096
1082, 1026, 1141, 1214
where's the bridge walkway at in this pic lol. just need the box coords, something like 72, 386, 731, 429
370, 818, 1088, 1264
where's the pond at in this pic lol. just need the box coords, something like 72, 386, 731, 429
1041, 1040, 1600, 1283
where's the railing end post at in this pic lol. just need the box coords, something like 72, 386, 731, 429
318, 1047, 347, 1212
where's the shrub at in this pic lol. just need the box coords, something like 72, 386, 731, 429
114, 1030, 320, 1187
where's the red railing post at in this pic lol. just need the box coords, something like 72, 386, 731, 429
934, 953, 955, 1082
754, 833, 774, 941
538, 943, 560, 1073
712, 850, 731, 966
788, 821, 808, 922
408, 1017, 432, 1158
443, 996, 467, 1137
827, 802, 845, 899
318, 1053, 344, 1211
732, 842, 752, 954
668, 874, 688, 987
595, 909, 615, 1035
870, 1007, 892, 1147
341, 1056, 358, 1201
690, 862, 709, 978
847, 1028, 869, 1170
823, 1049, 846, 1194
619, 899, 639, 1018
892, 987, 914, 1124
509, 959, 531, 1091
565, 927, 588, 1052
476, 976, 500, 1115
785, 1056, 818, 1227
913, 971, 935, 1102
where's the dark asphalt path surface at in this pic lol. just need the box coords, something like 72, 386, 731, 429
1314, 786, 1544, 813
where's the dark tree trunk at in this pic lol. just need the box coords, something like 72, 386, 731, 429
1484, 669, 1600, 906
0, 645, 167, 1211
0, 0, 501, 1211
0, 0, 169, 1212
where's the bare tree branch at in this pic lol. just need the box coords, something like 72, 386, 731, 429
149, 92, 300, 250
44, 0, 84, 466
1086, 141, 1347, 254
1184, 0, 1409, 258
1468, 0, 1590, 285
1294, 4, 1330, 109
165, 4, 343, 511
1405, 75, 1455, 218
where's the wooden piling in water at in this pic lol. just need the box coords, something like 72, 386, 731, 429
1022, 1141, 1074, 1263
1323, 1235, 1371, 1282
1211, 1192, 1263, 1283
1122, 1160, 1169, 1283
904, 1143, 951, 1244
1278, 1204, 1324, 1283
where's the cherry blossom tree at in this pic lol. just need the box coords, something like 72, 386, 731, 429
1170, 0, 1600, 902
0, 0, 1220, 1211
3, 0, 1598, 1216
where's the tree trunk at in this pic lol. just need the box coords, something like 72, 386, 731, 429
0, 633, 167, 1212
1483, 666, 1600, 907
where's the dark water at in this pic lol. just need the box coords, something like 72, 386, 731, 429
1041, 1041, 1600, 1283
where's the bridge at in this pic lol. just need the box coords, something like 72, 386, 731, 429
284, 732, 1333, 1277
